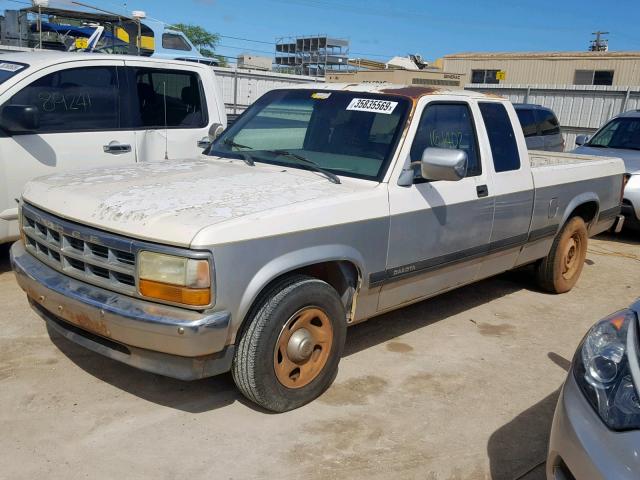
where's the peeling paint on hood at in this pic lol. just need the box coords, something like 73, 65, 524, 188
22, 158, 360, 247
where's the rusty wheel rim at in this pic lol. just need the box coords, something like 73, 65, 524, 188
562, 232, 582, 280
273, 307, 333, 389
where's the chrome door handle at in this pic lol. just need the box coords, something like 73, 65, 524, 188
103, 142, 132, 154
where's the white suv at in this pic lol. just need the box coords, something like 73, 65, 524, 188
0, 51, 226, 243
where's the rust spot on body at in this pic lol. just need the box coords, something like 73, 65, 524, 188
71, 312, 111, 337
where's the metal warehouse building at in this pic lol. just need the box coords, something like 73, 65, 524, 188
442, 51, 640, 86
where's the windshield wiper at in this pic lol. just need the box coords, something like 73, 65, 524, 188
266, 149, 341, 184
222, 139, 255, 166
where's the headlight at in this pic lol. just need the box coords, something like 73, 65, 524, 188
573, 309, 640, 430
138, 251, 212, 307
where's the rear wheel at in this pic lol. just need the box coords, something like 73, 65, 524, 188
536, 216, 588, 293
232, 275, 346, 412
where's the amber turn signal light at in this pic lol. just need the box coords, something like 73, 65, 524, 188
139, 279, 211, 307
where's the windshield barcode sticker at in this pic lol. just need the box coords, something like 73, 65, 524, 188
0, 62, 23, 72
346, 98, 398, 114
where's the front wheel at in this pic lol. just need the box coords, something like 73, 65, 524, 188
232, 275, 346, 412
536, 216, 588, 293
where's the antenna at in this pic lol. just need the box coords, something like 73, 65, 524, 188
163, 81, 169, 160
589, 31, 609, 52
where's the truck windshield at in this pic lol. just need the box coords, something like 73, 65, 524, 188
588, 118, 640, 150
209, 89, 410, 181
0, 61, 27, 85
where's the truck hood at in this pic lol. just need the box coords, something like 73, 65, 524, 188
22, 158, 365, 247
573, 146, 640, 174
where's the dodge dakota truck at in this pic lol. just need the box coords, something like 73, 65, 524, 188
11, 84, 626, 412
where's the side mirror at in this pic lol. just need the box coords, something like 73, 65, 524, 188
209, 122, 225, 140
575, 134, 590, 146
197, 122, 225, 149
421, 147, 468, 181
0, 105, 39, 133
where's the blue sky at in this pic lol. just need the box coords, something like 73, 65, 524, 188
3, 0, 640, 62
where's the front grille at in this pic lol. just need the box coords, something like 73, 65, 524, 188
21, 205, 137, 296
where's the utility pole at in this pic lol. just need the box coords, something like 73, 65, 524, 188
589, 31, 609, 52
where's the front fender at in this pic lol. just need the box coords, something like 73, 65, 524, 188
235, 244, 367, 331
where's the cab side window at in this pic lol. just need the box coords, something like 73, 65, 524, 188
132, 68, 206, 129
479, 102, 521, 172
410, 103, 481, 177
4, 66, 119, 132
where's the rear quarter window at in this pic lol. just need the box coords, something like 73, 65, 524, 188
479, 102, 521, 173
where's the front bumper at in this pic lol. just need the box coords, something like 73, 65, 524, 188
11, 241, 234, 380
547, 373, 640, 480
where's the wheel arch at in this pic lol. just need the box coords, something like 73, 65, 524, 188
234, 245, 365, 341
560, 193, 600, 230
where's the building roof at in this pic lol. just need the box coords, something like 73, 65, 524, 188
444, 51, 640, 60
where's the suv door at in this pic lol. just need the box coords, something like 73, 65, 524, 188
0, 60, 135, 241
123, 62, 210, 162
379, 100, 494, 312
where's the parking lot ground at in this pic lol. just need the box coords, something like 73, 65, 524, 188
0, 232, 638, 480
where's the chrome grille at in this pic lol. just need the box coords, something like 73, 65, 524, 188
21, 205, 137, 295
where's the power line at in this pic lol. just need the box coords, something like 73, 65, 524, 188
217, 44, 274, 55
219, 34, 273, 45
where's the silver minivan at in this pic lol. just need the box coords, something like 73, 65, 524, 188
514, 104, 564, 152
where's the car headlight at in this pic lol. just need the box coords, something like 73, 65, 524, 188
573, 309, 640, 430
138, 251, 212, 307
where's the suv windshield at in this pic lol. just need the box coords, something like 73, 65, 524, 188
0, 61, 27, 85
209, 89, 410, 181
588, 117, 640, 150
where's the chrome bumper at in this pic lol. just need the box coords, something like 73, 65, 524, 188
11, 241, 234, 380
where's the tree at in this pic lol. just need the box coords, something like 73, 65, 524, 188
172, 23, 226, 65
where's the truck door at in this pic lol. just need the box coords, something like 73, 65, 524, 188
475, 101, 535, 280
0, 60, 135, 241
123, 62, 216, 162
378, 100, 495, 312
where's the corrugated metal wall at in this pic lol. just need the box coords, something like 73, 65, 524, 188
443, 56, 640, 86
212, 66, 324, 115
466, 84, 640, 149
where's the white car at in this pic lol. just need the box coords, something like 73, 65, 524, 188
574, 110, 640, 232
0, 51, 226, 243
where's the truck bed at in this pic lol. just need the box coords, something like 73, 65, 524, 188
529, 150, 620, 169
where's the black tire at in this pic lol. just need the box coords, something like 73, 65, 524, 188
536, 216, 588, 293
232, 274, 346, 412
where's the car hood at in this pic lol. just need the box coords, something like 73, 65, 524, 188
22, 157, 368, 247
573, 146, 640, 174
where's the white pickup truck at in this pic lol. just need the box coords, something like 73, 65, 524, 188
0, 51, 226, 243
11, 84, 625, 412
